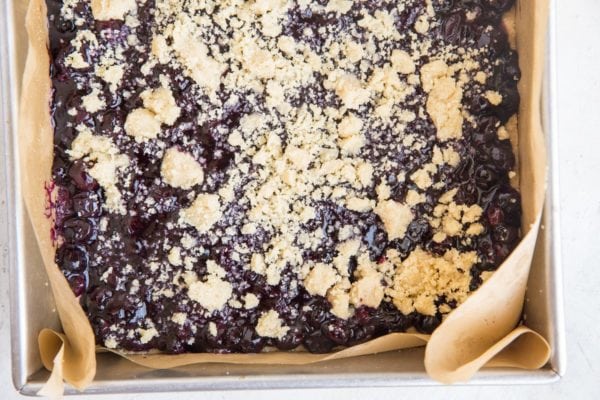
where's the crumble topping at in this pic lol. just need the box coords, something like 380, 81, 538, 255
429, 188, 485, 242
485, 90, 504, 106
243, 293, 260, 309
421, 61, 464, 141
91, 0, 137, 21
331, 73, 371, 109
170, 15, 225, 93
81, 86, 106, 113
137, 327, 159, 344
374, 200, 414, 240
167, 246, 182, 266
256, 310, 290, 339
304, 263, 338, 297
68, 128, 130, 214
140, 86, 181, 125
96, 64, 125, 93
49, 0, 523, 353
161, 148, 205, 189
180, 194, 223, 234
124, 108, 162, 142
104, 337, 118, 349
124, 85, 181, 142
187, 263, 233, 313
171, 312, 187, 326
349, 264, 384, 309
208, 322, 218, 337
327, 282, 352, 319
387, 248, 478, 316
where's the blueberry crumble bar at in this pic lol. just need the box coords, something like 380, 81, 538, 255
48, 0, 522, 354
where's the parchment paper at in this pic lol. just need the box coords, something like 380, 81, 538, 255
18, 0, 552, 393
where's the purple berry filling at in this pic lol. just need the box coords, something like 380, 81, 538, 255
47, 0, 522, 354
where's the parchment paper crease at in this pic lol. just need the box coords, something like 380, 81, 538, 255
18, 0, 552, 393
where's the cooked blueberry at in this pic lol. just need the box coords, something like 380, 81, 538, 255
469, 93, 494, 115
440, 12, 464, 44
322, 320, 350, 345
474, 165, 500, 190
426, 239, 452, 256
493, 86, 520, 122
162, 335, 187, 354
364, 224, 387, 260
239, 327, 267, 353
95, 20, 124, 31
476, 234, 500, 266
479, 25, 509, 56
494, 243, 512, 263
62, 218, 97, 243
375, 303, 412, 333
495, 189, 522, 226
126, 215, 145, 236
68, 161, 98, 191
106, 292, 136, 315
432, 0, 455, 14
483, 0, 515, 12
408, 218, 431, 241
57, 245, 88, 271
53, 187, 74, 225
55, 19, 75, 33
89, 286, 113, 306
414, 313, 442, 334
455, 181, 478, 204
353, 306, 374, 326
72, 192, 102, 217
392, 237, 414, 255
455, 156, 475, 182
275, 325, 303, 350
472, 116, 500, 145
302, 297, 331, 329
303, 331, 335, 353
66, 272, 87, 297
348, 324, 376, 345
90, 316, 112, 338
52, 156, 70, 184
492, 224, 519, 243
486, 205, 505, 226
503, 51, 521, 81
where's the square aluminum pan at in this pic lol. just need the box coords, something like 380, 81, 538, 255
1, 0, 566, 395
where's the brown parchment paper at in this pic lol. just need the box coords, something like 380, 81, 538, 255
19, 0, 552, 393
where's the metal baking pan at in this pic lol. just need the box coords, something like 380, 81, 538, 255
1, 0, 566, 395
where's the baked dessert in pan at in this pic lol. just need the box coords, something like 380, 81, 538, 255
46, 0, 522, 355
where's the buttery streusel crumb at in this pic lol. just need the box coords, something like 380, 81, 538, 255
49, 0, 523, 354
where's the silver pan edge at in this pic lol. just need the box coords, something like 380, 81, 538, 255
0, 0, 565, 394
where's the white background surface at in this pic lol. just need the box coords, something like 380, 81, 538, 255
2, 0, 599, 398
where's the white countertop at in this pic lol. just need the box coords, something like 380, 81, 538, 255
2, 0, 599, 398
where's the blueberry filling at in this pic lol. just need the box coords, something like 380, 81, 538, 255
48, 0, 522, 354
